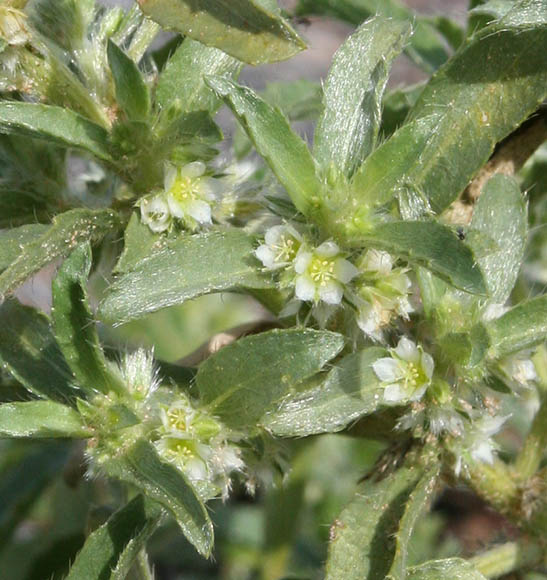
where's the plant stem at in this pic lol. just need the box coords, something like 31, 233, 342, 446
470, 540, 544, 578
134, 549, 155, 580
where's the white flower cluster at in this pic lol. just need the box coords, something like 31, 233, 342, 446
155, 397, 244, 500
140, 162, 222, 233
255, 226, 414, 339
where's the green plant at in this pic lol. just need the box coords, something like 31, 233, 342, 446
0, 0, 546, 578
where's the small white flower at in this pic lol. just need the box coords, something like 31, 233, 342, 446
373, 337, 434, 403
139, 194, 171, 233
164, 162, 221, 228
255, 224, 302, 270
294, 241, 358, 305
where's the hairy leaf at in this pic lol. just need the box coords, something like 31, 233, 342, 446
406, 1, 547, 212
0, 300, 78, 403
0, 401, 90, 438
107, 40, 150, 121
469, 174, 527, 304
66, 495, 162, 580
137, 0, 305, 65
314, 17, 411, 179
0, 224, 49, 272
326, 464, 426, 580
0, 209, 120, 298
0, 103, 111, 160
99, 229, 272, 324
407, 558, 487, 579
296, 0, 451, 72
206, 76, 321, 217
263, 347, 387, 436
366, 221, 487, 295
156, 38, 241, 114
52, 243, 126, 396
487, 295, 547, 359
197, 329, 345, 429
105, 440, 213, 557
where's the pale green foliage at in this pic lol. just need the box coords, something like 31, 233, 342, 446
0, 0, 546, 579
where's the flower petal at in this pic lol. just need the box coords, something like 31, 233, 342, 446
164, 165, 177, 191
384, 383, 406, 402
264, 225, 285, 246
334, 258, 359, 283
395, 337, 419, 363
318, 280, 343, 305
188, 199, 212, 224
294, 251, 312, 274
295, 275, 316, 302
373, 358, 404, 382
166, 194, 185, 218
315, 240, 340, 257
255, 245, 277, 269
180, 161, 206, 178
421, 352, 435, 379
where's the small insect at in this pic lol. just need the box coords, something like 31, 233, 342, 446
456, 227, 466, 240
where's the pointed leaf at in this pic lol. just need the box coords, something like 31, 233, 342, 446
206, 76, 321, 217
0, 300, 79, 403
407, 558, 487, 579
263, 347, 387, 437
52, 243, 126, 396
137, 0, 305, 65
468, 174, 527, 304
348, 115, 438, 219
156, 38, 240, 114
326, 464, 425, 580
0, 103, 111, 160
66, 495, 162, 580
296, 0, 451, 72
366, 221, 487, 295
0, 224, 49, 272
99, 229, 273, 325
314, 17, 411, 179
387, 463, 441, 579
487, 295, 547, 359
107, 39, 150, 121
197, 329, 345, 429
406, 1, 547, 212
0, 209, 120, 298
0, 401, 90, 438
104, 440, 213, 557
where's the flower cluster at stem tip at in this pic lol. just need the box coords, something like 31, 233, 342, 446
140, 162, 222, 233
255, 224, 413, 339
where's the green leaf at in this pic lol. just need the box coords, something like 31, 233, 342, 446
197, 329, 345, 429
325, 463, 426, 580
0, 442, 71, 546
0, 103, 111, 160
0, 224, 49, 272
407, 558, 487, 579
52, 243, 126, 397
296, 0, 451, 72
468, 174, 527, 304
0, 401, 90, 438
381, 82, 425, 137
107, 40, 150, 121
104, 440, 213, 557
113, 213, 166, 274
387, 463, 441, 579
366, 221, 487, 295
314, 17, 411, 179
0, 208, 120, 298
99, 229, 272, 324
156, 38, 240, 114
137, 0, 305, 65
406, 1, 547, 212
487, 295, 547, 359
206, 76, 321, 217
348, 115, 438, 217
66, 495, 161, 580
262, 347, 387, 437
0, 300, 78, 403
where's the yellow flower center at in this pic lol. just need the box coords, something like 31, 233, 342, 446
274, 236, 298, 263
169, 175, 200, 203
310, 257, 335, 287
167, 407, 190, 432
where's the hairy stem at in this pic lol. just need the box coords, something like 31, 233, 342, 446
470, 540, 544, 578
